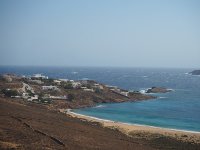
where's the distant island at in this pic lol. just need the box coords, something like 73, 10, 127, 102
189, 70, 200, 75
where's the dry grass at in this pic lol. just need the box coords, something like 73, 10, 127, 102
0, 141, 20, 149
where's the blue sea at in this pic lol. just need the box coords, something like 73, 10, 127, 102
0, 66, 200, 132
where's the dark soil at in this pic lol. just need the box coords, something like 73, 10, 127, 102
0, 98, 199, 150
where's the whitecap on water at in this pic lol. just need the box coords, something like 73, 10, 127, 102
95, 105, 105, 108
71, 72, 78, 74
167, 88, 175, 92
139, 89, 147, 94
142, 76, 148, 78
159, 97, 167, 99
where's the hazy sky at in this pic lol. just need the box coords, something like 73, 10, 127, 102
0, 0, 200, 68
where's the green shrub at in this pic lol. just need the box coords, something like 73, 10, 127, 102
1, 89, 18, 97
63, 82, 73, 89
68, 93, 74, 101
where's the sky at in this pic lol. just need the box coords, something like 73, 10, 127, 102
0, 0, 200, 68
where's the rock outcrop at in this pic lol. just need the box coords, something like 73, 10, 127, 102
189, 70, 200, 75
146, 87, 172, 93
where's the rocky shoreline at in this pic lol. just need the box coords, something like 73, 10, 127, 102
146, 87, 172, 93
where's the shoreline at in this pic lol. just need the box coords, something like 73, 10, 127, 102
68, 110, 200, 134
60, 109, 200, 144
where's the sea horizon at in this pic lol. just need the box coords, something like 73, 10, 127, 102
0, 65, 198, 70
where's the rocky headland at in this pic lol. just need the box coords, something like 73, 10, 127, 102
189, 70, 200, 75
146, 87, 172, 93
0, 74, 155, 110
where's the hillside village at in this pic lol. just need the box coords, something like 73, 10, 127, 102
0, 73, 155, 109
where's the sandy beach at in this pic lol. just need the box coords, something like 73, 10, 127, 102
61, 109, 200, 144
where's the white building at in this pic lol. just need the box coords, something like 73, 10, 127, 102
93, 83, 104, 90
106, 85, 118, 89
120, 92, 129, 97
83, 88, 94, 92
110, 88, 121, 92
22, 92, 29, 99
53, 80, 62, 85
29, 80, 44, 84
59, 79, 69, 82
72, 82, 81, 88
2, 75, 12, 82
27, 95, 38, 101
81, 87, 87, 89
42, 85, 59, 90
32, 74, 48, 79
49, 95, 68, 100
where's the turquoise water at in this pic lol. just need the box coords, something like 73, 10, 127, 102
74, 89, 200, 132
0, 67, 200, 132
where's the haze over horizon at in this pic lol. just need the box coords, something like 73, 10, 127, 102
0, 0, 200, 68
